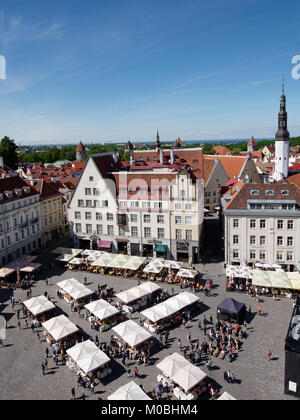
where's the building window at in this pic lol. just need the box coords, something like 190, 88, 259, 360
85, 188, 91, 195
233, 250, 239, 259
86, 224, 92, 234
277, 251, 283, 261
75, 224, 82, 233
107, 213, 114, 221
250, 236, 256, 245
96, 225, 103, 235
287, 251, 294, 261
131, 226, 138, 237
185, 204, 192, 210
175, 203, 181, 211
277, 237, 283, 246
233, 235, 239, 244
260, 220, 266, 229
233, 219, 239, 228
186, 230, 192, 241
75, 212, 81, 220
260, 236, 266, 246
93, 188, 99, 196
86, 200, 92, 207
259, 251, 266, 260
144, 214, 151, 223
96, 213, 102, 221
102, 200, 108, 208
185, 216, 192, 225
144, 227, 151, 238
78, 200, 84, 207
287, 237, 294, 247
250, 250, 256, 260
250, 219, 256, 229
277, 220, 283, 229
89, 177, 94, 182
157, 215, 164, 224
175, 216, 182, 225
157, 228, 165, 239
131, 214, 138, 223
107, 225, 114, 236
287, 220, 294, 230
175, 229, 182, 240
85, 212, 91, 220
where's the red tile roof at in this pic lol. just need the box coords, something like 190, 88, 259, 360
76, 141, 85, 152
205, 155, 247, 180
213, 145, 231, 155
0, 176, 40, 203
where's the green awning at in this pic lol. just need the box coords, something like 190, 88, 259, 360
154, 244, 167, 253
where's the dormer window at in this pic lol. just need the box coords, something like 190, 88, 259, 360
281, 190, 289, 196
5, 191, 13, 199
266, 190, 274, 196
250, 190, 259, 196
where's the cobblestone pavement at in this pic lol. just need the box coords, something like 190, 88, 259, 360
0, 252, 297, 400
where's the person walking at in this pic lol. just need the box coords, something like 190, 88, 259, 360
133, 366, 139, 377
41, 362, 45, 376
268, 350, 272, 361
17, 320, 21, 330
45, 347, 49, 359
71, 387, 76, 400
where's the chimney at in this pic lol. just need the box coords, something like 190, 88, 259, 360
170, 149, 175, 164
0, 156, 3, 168
160, 149, 164, 165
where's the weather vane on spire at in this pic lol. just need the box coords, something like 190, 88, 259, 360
282, 75, 285, 94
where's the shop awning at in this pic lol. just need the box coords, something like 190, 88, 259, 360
99, 240, 112, 249
154, 244, 167, 253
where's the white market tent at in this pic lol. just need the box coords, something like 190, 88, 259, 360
157, 352, 190, 378
57, 278, 93, 301
268, 271, 291, 289
115, 282, 162, 305
23, 295, 55, 317
0, 267, 15, 278
68, 257, 84, 266
20, 263, 42, 273
52, 247, 83, 255
176, 269, 198, 279
67, 340, 110, 375
91, 253, 114, 267
122, 256, 146, 271
143, 259, 164, 274
163, 260, 183, 270
85, 299, 120, 321
141, 292, 200, 324
287, 272, 300, 290
82, 250, 104, 261
172, 364, 207, 393
217, 391, 237, 400
251, 269, 272, 288
112, 320, 152, 348
107, 381, 152, 401
42, 315, 79, 342
226, 265, 252, 279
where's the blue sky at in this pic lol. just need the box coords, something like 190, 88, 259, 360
0, 0, 300, 145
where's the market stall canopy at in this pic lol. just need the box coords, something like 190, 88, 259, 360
23, 295, 55, 316
107, 254, 130, 269
141, 292, 200, 323
107, 381, 152, 400
68, 257, 84, 266
52, 247, 83, 255
67, 340, 110, 375
42, 315, 79, 341
112, 320, 152, 348
122, 256, 147, 271
115, 282, 161, 305
6, 255, 37, 270
157, 353, 190, 378
85, 299, 120, 321
218, 298, 246, 315
176, 268, 198, 279
172, 364, 207, 393
251, 269, 272, 288
287, 272, 300, 291
163, 260, 183, 270
91, 253, 114, 267
143, 259, 164, 274
268, 271, 291, 289
20, 263, 42, 273
217, 391, 237, 400
0, 267, 15, 278
226, 265, 252, 279
82, 250, 104, 260
57, 278, 93, 300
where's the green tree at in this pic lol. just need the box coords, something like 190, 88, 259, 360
0, 136, 18, 169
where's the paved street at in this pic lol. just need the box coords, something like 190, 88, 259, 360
0, 244, 297, 401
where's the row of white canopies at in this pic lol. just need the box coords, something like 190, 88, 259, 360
141, 292, 200, 323
143, 258, 198, 278
226, 264, 300, 290
251, 269, 300, 290
57, 278, 94, 301
115, 282, 162, 305
0, 255, 42, 278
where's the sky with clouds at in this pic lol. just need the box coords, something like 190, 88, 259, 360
0, 0, 300, 145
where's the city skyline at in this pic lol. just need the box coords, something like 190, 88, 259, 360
0, 0, 300, 145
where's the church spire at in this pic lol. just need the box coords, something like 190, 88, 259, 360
275, 78, 289, 142
274, 80, 290, 180
156, 130, 161, 150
